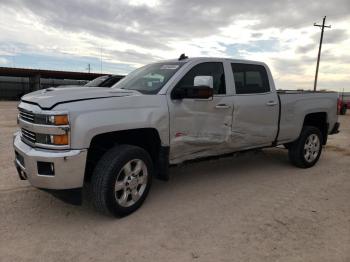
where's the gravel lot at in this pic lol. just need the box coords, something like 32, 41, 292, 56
0, 101, 349, 262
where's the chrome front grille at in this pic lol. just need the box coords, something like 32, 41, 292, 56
21, 128, 36, 144
19, 109, 35, 123
17, 106, 70, 149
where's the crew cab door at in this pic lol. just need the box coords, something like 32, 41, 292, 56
167, 61, 234, 163
230, 63, 279, 148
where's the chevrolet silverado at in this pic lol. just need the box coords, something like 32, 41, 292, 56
14, 56, 340, 217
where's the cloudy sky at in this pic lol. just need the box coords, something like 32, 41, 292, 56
0, 0, 349, 91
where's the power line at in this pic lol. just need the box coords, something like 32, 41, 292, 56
313, 16, 331, 91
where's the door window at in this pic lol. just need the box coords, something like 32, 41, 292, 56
176, 62, 226, 94
231, 63, 270, 94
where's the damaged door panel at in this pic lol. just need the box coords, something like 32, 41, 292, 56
230, 63, 279, 149
169, 96, 234, 163
168, 61, 234, 163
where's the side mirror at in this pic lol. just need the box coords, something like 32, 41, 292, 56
171, 75, 214, 100
194, 75, 213, 89
171, 85, 214, 100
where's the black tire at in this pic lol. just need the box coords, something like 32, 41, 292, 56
288, 126, 323, 168
91, 144, 153, 217
340, 106, 347, 115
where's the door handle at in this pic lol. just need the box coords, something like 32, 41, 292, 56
215, 104, 231, 109
266, 101, 278, 106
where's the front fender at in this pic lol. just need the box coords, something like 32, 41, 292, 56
54, 95, 170, 149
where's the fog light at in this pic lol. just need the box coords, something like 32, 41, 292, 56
51, 134, 69, 145
37, 161, 55, 176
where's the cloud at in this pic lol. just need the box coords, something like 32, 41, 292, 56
296, 43, 317, 54
0, 0, 349, 90
323, 29, 348, 43
0, 57, 9, 65
3, 0, 349, 48
272, 58, 307, 75
312, 29, 348, 44
320, 50, 350, 64
224, 38, 280, 56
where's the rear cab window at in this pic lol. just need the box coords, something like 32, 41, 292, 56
231, 63, 270, 94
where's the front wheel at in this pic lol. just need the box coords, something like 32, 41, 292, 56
91, 145, 153, 217
288, 126, 323, 168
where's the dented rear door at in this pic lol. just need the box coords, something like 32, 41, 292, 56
230, 63, 279, 148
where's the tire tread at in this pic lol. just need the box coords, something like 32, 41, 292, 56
91, 144, 152, 217
288, 126, 322, 168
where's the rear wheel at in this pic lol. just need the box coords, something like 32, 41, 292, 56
288, 126, 323, 168
91, 144, 153, 217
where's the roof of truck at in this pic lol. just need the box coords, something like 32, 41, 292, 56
159, 56, 265, 65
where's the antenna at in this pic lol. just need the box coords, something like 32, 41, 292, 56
178, 53, 188, 61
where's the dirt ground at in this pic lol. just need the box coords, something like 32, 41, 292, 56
0, 101, 349, 262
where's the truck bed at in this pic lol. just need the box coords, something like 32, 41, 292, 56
276, 90, 338, 144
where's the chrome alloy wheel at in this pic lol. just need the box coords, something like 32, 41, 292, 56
304, 134, 320, 163
114, 159, 148, 207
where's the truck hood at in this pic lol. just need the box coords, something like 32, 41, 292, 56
21, 86, 139, 109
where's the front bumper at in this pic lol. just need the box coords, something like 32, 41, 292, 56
13, 132, 87, 190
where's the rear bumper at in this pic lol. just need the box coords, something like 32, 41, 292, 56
13, 132, 87, 190
330, 122, 340, 135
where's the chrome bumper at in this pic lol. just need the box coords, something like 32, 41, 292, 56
13, 132, 87, 190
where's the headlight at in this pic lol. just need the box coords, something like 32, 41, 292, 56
31, 113, 69, 125
18, 108, 70, 149
48, 115, 69, 125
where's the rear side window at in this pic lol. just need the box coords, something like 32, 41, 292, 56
231, 63, 270, 94
177, 62, 226, 95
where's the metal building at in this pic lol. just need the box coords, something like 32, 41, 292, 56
0, 67, 110, 100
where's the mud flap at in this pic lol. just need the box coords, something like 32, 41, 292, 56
155, 146, 170, 181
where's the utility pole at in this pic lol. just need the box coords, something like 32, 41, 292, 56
87, 63, 91, 73
313, 16, 331, 91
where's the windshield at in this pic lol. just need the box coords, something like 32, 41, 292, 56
84, 75, 110, 87
99, 76, 122, 87
112, 62, 185, 94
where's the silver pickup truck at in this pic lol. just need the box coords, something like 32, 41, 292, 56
13, 57, 340, 217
